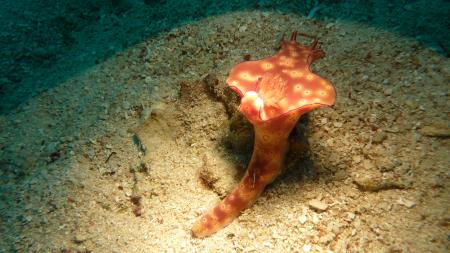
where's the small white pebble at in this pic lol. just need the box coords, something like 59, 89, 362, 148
239, 25, 247, 33
326, 138, 334, 146
299, 215, 307, 225
346, 212, 356, 221
384, 88, 393, 95
312, 213, 320, 224
333, 122, 343, 128
308, 199, 329, 212
325, 23, 334, 29
263, 241, 272, 248
352, 155, 362, 163
303, 244, 312, 252
397, 198, 416, 208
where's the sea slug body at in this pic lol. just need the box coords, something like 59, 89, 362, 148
192, 32, 336, 238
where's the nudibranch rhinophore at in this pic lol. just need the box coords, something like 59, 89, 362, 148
192, 32, 336, 238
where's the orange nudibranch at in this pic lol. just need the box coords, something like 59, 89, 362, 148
191, 31, 336, 238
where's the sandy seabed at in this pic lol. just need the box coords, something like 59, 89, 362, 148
1, 4, 449, 253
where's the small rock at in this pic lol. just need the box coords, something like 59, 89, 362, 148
238, 25, 247, 33
98, 165, 116, 176
46, 142, 58, 153
353, 170, 383, 192
86, 148, 95, 160
140, 107, 152, 122
333, 122, 343, 128
378, 202, 393, 212
345, 212, 356, 222
383, 87, 393, 96
308, 199, 329, 212
329, 222, 344, 234
263, 241, 273, 248
397, 198, 416, 208
24, 215, 33, 222
299, 215, 307, 224
372, 130, 386, 143
362, 160, 376, 170
419, 124, 450, 137
376, 157, 401, 172
303, 244, 312, 252
352, 155, 362, 164
73, 234, 88, 244
312, 213, 320, 224
144, 76, 152, 84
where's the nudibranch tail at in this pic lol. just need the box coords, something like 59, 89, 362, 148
192, 113, 300, 238
192, 31, 336, 237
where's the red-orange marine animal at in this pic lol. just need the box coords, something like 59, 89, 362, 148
192, 32, 336, 237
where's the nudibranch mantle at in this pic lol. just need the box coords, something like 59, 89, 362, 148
192, 32, 336, 238
227, 32, 335, 122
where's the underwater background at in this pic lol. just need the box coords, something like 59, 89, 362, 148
1, 0, 449, 252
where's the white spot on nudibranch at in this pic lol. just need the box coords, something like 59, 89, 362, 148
287, 70, 304, 78
297, 99, 308, 107
278, 56, 295, 67
239, 72, 257, 82
317, 90, 327, 97
294, 83, 303, 92
261, 62, 274, 70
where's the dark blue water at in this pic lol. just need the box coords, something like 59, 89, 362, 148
1, 0, 448, 114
